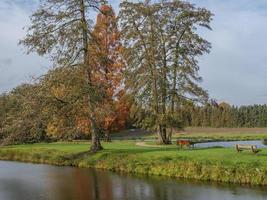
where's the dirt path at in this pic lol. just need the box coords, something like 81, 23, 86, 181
135, 141, 164, 148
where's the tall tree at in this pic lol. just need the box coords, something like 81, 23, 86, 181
89, 5, 126, 142
20, 0, 105, 151
119, 0, 212, 144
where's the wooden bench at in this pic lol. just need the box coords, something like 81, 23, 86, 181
235, 144, 261, 154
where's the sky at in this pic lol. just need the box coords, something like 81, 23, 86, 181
0, 0, 267, 106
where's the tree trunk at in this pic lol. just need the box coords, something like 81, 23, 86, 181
157, 125, 170, 144
169, 29, 186, 142
161, 40, 171, 145
104, 131, 111, 142
169, 46, 179, 144
79, 0, 102, 152
157, 128, 164, 144
157, 126, 164, 144
90, 117, 103, 152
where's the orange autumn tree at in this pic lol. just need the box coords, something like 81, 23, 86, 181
89, 5, 129, 141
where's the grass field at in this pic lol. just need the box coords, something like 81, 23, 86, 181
1, 140, 267, 185
114, 127, 267, 142
176, 127, 267, 140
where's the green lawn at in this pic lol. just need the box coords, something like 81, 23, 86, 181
1, 140, 267, 185
3, 141, 267, 166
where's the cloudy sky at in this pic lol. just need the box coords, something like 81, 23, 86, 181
0, 0, 267, 105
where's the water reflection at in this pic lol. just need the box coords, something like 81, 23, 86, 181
0, 161, 267, 200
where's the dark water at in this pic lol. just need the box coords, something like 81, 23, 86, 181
195, 140, 266, 148
0, 161, 267, 200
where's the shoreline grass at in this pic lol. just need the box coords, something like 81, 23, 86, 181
1, 141, 267, 186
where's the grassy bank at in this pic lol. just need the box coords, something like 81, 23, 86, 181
1, 141, 267, 186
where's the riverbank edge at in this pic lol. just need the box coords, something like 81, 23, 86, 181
0, 148, 266, 186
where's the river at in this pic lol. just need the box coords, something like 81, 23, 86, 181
195, 140, 267, 148
0, 161, 267, 200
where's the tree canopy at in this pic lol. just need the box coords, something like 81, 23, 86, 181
119, 0, 212, 144
0, 0, 239, 149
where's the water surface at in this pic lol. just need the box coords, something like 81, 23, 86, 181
0, 161, 267, 200
195, 140, 266, 148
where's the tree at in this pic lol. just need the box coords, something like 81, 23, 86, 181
88, 5, 126, 142
119, 0, 212, 144
39, 66, 90, 140
0, 84, 49, 145
20, 0, 106, 151
0, 94, 9, 141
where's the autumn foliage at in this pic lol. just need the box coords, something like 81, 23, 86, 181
88, 5, 129, 141
1, 1, 214, 147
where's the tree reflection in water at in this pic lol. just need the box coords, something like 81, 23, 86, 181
0, 161, 267, 200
